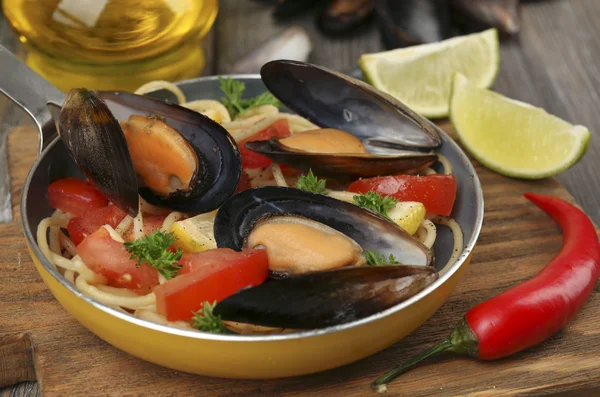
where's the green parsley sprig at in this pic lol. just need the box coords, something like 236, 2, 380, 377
295, 169, 327, 195
219, 77, 280, 117
365, 250, 401, 266
192, 301, 235, 334
353, 191, 398, 220
123, 230, 183, 280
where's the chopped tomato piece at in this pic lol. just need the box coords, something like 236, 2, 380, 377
239, 119, 290, 169
76, 227, 159, 293
47, 177, 109, 216
348, 174, 457, 216
155, 248, 269, 321
68, 205, 127, 245
124, 215, 167, 241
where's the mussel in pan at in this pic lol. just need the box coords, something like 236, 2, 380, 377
214, 186, 433, 276
212, 186, 437, 328
245, 128, 437, 180
260, 60, 441, 149
59, 88, 243, 215
59, 89, 140, 216
244, 60, 442, 180
213, 266, 438, 329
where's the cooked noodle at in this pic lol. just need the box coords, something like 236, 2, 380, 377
115, 215, 134, 236
181, 100, 231, 122
134, 80, 186, 104
416, 219, 437, 249
161, 212, 184, 232
271, 163, 288, 187
38, 80, 466, 334
437, 154, 453, 175
429, 215, 464, 275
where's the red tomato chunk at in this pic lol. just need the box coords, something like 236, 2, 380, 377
348, 174, 457, 216
239, 119, 290, 169
155, 248, 269, 321
76, 227, 159, 294
47, 177, 109, 216
68, 205, 127, 245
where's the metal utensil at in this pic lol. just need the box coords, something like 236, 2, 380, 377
0, 45, 64, 223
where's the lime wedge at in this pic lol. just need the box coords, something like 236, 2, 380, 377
360, 29, 499, 118
450, 73, 590, 179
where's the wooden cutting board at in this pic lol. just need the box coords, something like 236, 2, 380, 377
1, 123, 600, 397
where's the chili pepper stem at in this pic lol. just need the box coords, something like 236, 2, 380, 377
371, 338, 453, 392
371, 317, 478, 393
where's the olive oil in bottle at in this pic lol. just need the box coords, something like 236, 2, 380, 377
2, 0, 218, 92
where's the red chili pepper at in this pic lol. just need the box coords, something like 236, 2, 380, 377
372, 193, 600, 391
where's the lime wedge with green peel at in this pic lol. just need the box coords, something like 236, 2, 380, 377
359, 29, 499, 118
450, 73, 590, 179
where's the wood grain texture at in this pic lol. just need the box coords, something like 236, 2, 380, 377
1, 121, 600, 397
0, 334, 35, 388
2, 0, 600, 396
214, 0, 383, 74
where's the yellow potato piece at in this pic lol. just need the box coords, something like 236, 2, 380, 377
170, 211, 217, 253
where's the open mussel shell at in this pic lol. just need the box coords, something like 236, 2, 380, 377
58, 89, 139, 216
260, 60, 442, 150
213, 265, 438, 328
245, 138, 437, 180
96, 91, 242, 213
214, 186, 433, 267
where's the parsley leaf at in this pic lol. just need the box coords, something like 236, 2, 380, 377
353, 191, 398, 220
219, 77, 280, 117
295, 169, 327, 194
365, 250, 401, 266
123, 230, 182, 280
192, 301, 235, 334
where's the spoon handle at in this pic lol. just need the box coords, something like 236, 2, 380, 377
0, 45, 65, 152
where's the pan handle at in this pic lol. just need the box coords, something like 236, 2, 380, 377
0, 45, 65, 153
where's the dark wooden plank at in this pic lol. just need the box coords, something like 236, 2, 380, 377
200, 28, 217, 76
514, 0, 600, 225
0, 334, 36, 388
214, 0, 383, 74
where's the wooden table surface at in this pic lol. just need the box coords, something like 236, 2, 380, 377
1, 0, 600, 395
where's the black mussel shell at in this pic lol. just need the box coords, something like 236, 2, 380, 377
244, 138, 437, 180
58, 89, 139, 216
260, 60, 442, 150
271, 0, 326, 19
317, 0, 375, 36
373, 0, 454, 49
214, 186, 433, 267
96, 91, 242, 214
213, 266, 438, 328
449, 0, 520, 36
